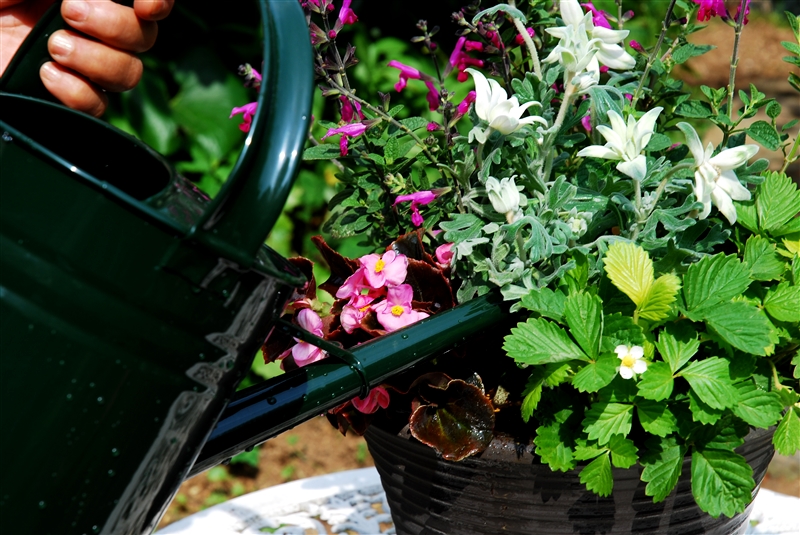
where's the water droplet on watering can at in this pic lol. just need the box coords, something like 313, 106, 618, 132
71, 378, 77, 384
66, 393, 72, 400
89, 383, 95, 388
28, 324, 34, 331
2, 131, 13, 142
101, 182, 108, 190
92, 525, 100, 533
199, 353, 205, 360
111, 448, 119, 457
107, 470, 115, 477
58, 360, 65, 365
267, 397, 276, 405
402, 334, 408, 339
38, 501, 46, 509
96, 397, 104, 405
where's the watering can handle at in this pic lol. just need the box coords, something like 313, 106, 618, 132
0, 0, 314, 271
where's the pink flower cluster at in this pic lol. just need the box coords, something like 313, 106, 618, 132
449, 36, 485, 82
692, 0, 750, 23
387, 61, 441, 111
394, 190, 437, 227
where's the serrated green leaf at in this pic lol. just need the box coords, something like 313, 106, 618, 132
580, 453, 613, 496
672, 43, 715, 64
519, 287, 566, 321
756, 171, 800, 232
732, 381, 783, 428
734, 200, 759, 233
604, 242, 654, 307
691, 449, 754, 518
701, 301, 774, 356
637, 399, 679, 437
773, 406, 800, 455
504, 318, 589, 365
641, 438, 687, 502
534, 423, 576, 471
572, 353, 618, 393
683, 254, 751, 315
574, 439, 604, 461
583, 403, 634, 445
747, 120, 781, 150
521, 377, 543, 423
676, 100, 713, 118
637, 362, 675, 401
601, 314, 645, 352
608, 435, 638, 468
764, 281, 800, 322
565, 292, 603, 359
638, 274, 681, 322
303, 143, 345, 160
679, 358, 737, 410
646, 133, 674, 152
656, 324, 701, 374
744, 235, 787, 280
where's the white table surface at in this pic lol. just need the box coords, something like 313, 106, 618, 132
157, 467, 799, 535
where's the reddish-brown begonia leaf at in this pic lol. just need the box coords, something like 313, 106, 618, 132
409, 379, 495, 461
286, 257, 317, 303
391, 229, 437, 264
312, 235, 360, 296
405, 259, 454, 312
261, 314, 295, 363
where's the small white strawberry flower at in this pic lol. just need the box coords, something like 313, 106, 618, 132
615, 344, 647, 379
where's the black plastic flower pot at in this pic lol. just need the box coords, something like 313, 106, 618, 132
364, 423, 775, 535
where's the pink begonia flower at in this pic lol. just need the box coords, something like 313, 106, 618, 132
373, 284, 429, 332
449, 37, 485, 82
424, 80, 440, 111
435, 243, 454, 266
335, 267, 379, 300
581, 3, 612, 29
514, 27, 535, 46
360, 250, 408, 289
388, 60, 422, 92
340, 293, 376, 333
230, 102, 258, 133
339, 96, 364, 122
394, 190, 437, 227
351, 386, 390, 414
581, 114, 592, 132
291, 309, 327, 367
321, 122, 368, 157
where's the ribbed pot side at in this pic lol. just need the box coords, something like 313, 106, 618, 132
364, 425, 774, 535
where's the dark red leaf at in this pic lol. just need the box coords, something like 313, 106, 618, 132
311, 235, 360, 296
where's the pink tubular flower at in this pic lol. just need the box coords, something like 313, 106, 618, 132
464, 40, 484, 52
340, 293, 376, 333
360, 250, 408, 289
394, 190, 437, 227
515, 27, 535, 46
449, 37, 485, 82
351, 386, 390, 414
339, 96, 364, 122
338, 0, 358, 25
435, 243, 454, 266
629, 40, 645, 54
291, 309, 327, 367
373, 284, 429, 332
388, 60, 422, 92
427, 122, 441, 132
321, 122, 368, 157
424, 80, 441, 111
581, 114, 592, 132
457, 91, 476, 116
230, 102, 258, 133
692, 0, 729, 22
581, 3, 612, 29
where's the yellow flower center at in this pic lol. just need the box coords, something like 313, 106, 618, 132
374, 259, 385, 273
391, 305, 404, 316
621, 354, 636, 368
359, 305, 371, 313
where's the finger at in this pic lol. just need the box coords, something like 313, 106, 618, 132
134, 0, 174, 21
48, 29, 143, 92
62, 0, 157, 53
40, 61, 108, 116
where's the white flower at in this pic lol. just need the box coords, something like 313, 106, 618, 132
677, 122, 758, 225
466, 68, 547, 142
615, 345, 647, 379
543, 0, 635, 76
576, 107, 663, 180
486, 175, 521, 215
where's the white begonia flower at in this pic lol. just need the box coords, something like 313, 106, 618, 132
486, 176, 521, 216
615, 345, 647, 379
676, 122, 758, 225
466, 68, 547, 143
576, 107, 663, 181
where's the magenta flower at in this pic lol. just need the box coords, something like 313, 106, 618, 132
465, 40, 484, 52
455, 90, 476, 117
435, 243, 454, 266
449, 37, 485, 82
321, 122, 368, 157
581, 114, 592, 132
629, 40, 646, 54
514, 27, 535, 46
373, 284, 429, 332
230, 102, 258, 133
425, 80, 441, 111
339, 96, 364, 122
427, 122, 441, 132
388, 60, 422, 92
394, 190, 437, 227
692, 0, 728, 22
340, 293, 376, 333
360, 250, 408, 289
290, 309, 327, 367
581, 3, 612, 29
337, 0, 358, 25
351, 386, 390, 414
335, 268, 377, 300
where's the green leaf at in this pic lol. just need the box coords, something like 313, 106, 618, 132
683, 254, 751, 315
472, 3, 526, 24
303, 143, 344, 160
732, 382, 783, 428
701, 302, 774, 356
672, 44, 715, 64
572, 353, 618, 393
534, 422, 576, 471
398, 117, 429, 132
756, 171, 800, 232
603, 241, 654, 307
124, 72, 180, 155
646, 133, 674, 152
675, 100, 713, 118
656, 324, 700, 374
579, 453, 613, 496
679, 358, 737, 410
504, 318, 589, 365
608, 435, 638, 468
744, 235, 786, 280
583, 403, 634, 445
519, 287, 566, 321
637, 399, 679, 437
641, 438, 687, 502
637, 362, 675, 401
734, 200, 759, 233
564, 292, 604, 359
691, 449, 754, 518
747, 121, 781, 151
601, 314, 645, 352
773, 406, 800, 455
764, 281, 800, 322
766, 100, 782, 119
521, 375, 543, 422
638, 274, 681, 322
688, 388, 725, 425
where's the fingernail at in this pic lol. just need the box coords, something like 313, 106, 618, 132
40, 63, 61, 82
63, 0, 90, 22
50, 33, 75, 57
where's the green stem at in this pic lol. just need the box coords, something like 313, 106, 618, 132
631, 0, 677, 109
508, 0, 541, 79
553, 78, 577, 133
781, 132, 800, 174
726, 0, 749, 123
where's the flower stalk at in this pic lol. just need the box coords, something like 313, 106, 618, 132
726, 0, 750, 123
631, 0, 678, 108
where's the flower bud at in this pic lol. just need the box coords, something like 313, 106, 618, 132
485, 176, 521, 215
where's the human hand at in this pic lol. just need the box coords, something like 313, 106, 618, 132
0, 0, 174, 116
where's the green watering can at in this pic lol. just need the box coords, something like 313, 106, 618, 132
0, 2, 509, 534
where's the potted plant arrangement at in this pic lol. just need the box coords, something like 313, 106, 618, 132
239, 0, 800, 533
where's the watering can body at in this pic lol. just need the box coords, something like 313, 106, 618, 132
0, 1, 312, 533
